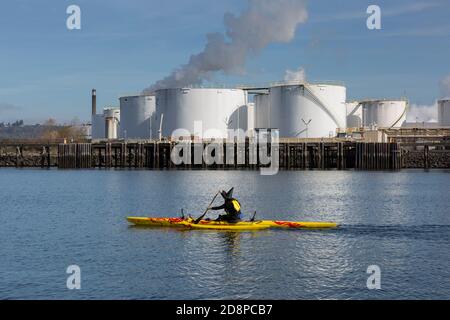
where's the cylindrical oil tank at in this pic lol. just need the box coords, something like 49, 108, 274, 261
438, 99, 450, 126
361, 99, 408, 128
91, 114, 105, 139
247, 102, 255, 134
346, 101, 362, 128
267, 83, 347, 138
119, 95, 155, 139
103, 108, 120, 139
254, 94, 270, 129
154, 88, 248, 139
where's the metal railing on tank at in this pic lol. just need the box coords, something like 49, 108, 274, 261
236, 80, 346, 90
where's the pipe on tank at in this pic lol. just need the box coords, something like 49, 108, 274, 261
303, 84, 341, 128
390, 102, 408, 128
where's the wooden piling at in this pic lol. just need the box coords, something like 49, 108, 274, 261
424, 145, 430, 169
50, 141, 413, 171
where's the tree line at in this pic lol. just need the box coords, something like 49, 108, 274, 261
0, 118, 87, 141
0, 120, 24, 127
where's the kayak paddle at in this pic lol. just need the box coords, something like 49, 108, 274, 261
194, 191, 220, 224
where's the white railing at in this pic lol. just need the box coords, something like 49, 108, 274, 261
236, 80, 345, 90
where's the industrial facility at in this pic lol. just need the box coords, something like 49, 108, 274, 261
90, 80, 450, 141
91, 89, 121, 140
438, 99, 450, 127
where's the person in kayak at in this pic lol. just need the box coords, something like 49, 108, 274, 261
209, 188, 242, 222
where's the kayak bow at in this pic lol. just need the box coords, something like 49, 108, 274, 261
259, 220, 338, 229
126, 217, 185, 227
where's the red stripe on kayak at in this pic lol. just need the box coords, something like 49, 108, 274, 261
146, 218, 184, 224
273, 221, 305, 228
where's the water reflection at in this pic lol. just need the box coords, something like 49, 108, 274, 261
1, 169, 449, 299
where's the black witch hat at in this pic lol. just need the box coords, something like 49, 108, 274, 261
220, 188, 234, 200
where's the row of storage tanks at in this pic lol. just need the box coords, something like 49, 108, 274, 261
91, 83, 450, 140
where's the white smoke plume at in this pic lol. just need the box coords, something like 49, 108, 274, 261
144, 0, 308, 93
284, 66, 306, 82
439, 74, 450, 98
406, 102, 438, 123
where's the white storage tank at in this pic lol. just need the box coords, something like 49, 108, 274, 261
254, 93, 270, 130
346, 101, 362, 128
91, 114, 105, 139
154, 88, 248, 139
361, 99, 408, 128
104, 108, 120, 139
267, 83, 347, 138
247, 102, 255, 135
119, 95, 155, 139
438, 99, 450, 126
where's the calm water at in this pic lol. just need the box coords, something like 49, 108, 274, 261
0, 169, 449, 300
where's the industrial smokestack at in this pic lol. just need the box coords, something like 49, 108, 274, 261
91, 89, 97, 115
144, 0, 308, 93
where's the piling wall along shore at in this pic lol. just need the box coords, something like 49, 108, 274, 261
1, 141, 450, 170
0, 144, 57, 167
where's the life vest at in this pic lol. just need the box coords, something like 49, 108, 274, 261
231, 199, 241, 212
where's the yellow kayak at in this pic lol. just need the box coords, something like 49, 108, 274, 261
127, 217, 338, 230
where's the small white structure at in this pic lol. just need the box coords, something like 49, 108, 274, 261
119, 95, 155, 139
91, 108, 120, 140
364, 130, 388, 143
438, 99, 450, 127
104, 108, 120, 139
361, 99, 408, 128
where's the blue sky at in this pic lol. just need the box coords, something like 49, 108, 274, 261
0, 0, 449, 123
